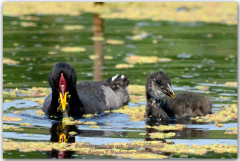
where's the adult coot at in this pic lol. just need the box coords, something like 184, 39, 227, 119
43, 62, 130, 118
146, 71, 211, 120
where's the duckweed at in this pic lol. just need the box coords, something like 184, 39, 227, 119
191, 104, 237, 123
106, 39, 124, 45
128, 84, 145, 95
3, 3, 237, 25
69, 131, 77, 135
113, 106, 145, 121
126, 55, 172, 65
60, 47, 86, 52
149, 132, 176, 139
89, 125, 100, 129
3, 58, 19, 65
225, 128, 237, 135
3, 116, 22, 122
3, 87, 50, 98
146, 124, 186, 131
62, 117, 97, 126
3, 125, 23, 131
3, 139, 236, 158
63, 25, 84, 30
115, 64, 134, 69
225, 82, 237, 87
35, 110, 45, 115
20, 123, 33, 127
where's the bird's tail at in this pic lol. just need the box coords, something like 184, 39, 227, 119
106, 74, 129, 88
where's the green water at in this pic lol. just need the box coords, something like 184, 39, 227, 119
3, 13, 237, 159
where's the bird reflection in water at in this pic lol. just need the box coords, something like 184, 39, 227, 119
145, 119, 210, 141
47, 122, 77, 159
144, 119, 210, 156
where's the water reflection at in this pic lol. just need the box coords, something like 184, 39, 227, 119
47, 122, 77, 159
93, 2, 104, 82
145, 119, 210, 142
144, 119, 211, 157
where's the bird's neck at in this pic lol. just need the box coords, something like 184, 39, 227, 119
146, 92, 166, 105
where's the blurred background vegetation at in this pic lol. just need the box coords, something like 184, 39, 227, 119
3, 2, 237, 25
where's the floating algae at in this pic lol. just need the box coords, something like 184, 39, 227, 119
128, 85, 145, 95
62, 117, 97, 126
3, 87, 50, 98
115, 64, 134, 69
63, 25, 84, 30
3, 138, 237, 159
20, 123, 33, 127
191, 104, 237, 123
225, 128, 237, 135
146, 124, 186, 131
3, 116, 22, 122
35, 110, 45, 115
149, 132, 176, 139
60, 47, 86, 52
106, 39, 124, 45
3, 58, 19, 65
113, 106, 145, 121
89, 125, 100, 129
126, 55, 172, 65
3, 125, 23, 131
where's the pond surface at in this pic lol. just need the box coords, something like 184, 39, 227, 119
3, 13, 237, 159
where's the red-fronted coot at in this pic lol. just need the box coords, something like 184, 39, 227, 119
42, 62, 130, 118
146, 71, 212, 120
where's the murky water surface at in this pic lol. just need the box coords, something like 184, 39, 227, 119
3, 13, 237, 159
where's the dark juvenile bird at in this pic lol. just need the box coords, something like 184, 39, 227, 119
145, 71, 212, 120
42, 62, 130, 118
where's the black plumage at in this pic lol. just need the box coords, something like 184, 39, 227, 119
43, 62, 130, 118
145, 71, 212, 120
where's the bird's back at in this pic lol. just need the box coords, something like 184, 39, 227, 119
76, 82, 108, 114
166, 91, 212, 119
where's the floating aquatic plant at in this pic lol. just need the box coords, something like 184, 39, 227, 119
3, 87, 51, 98
3, 139, 237, 159
3, 125, 23, 131
24, 97, 45, 106
91, 36, 104, 41
3, 58, 19, 65
113, 106, 145, 121
225, 82, 237, 87
146, 124, 186, 131
128, 84, 145, 95
89, 125, 100, 129
225, 127, 237, 135
62, 117, 97, 126
63, 25, 84, 30
20, 123, 33, 127
35, 110, 45, 115
60, 47, 86, 52
3, 3, 237, 25
191, 104, 237, 123
20, 22, 37, 27
149, 132, 176, 139
115, 64, 134, 69
126, 55, 172, 65
69, 131, 77, 135
130, 95, 146, 103
3, 116, 22, 122
106, 39, 124, 45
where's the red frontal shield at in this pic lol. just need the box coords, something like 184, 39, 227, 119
59, 73, 67, 98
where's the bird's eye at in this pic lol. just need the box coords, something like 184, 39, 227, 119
156, 80, 161, 84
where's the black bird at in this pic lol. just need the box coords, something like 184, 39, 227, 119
42, 62, 130, 118
145, 71, 212, 120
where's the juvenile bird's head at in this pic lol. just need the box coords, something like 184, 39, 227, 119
146, 71, 175, 100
